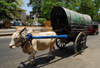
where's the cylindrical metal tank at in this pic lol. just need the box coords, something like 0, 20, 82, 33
51, 6, 92, 36
62, 7, 92, 25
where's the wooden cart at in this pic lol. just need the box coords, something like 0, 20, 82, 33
51, 6, 92, 54
27, 6, 92, 54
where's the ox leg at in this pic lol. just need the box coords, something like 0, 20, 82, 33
28, 50, 37, 65
46, 46, 53, 60
53, 46, 56, 56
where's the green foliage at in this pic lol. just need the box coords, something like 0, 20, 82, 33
28, 0, 100, 22
28, 0, 42, 15
28, 0, 82, 19
40, 0, 62, 19
26, 16, 30, 22
37, 18, 46, 24
0, 0, 17, 20
98, 15, 100, 22
17, 0, 25, 7
0, 0, 24, 20
77, 0, 95, 15
94, 0, 100, 21
30, 20, 34, 22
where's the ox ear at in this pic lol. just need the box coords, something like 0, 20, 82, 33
19, 28, 26, 35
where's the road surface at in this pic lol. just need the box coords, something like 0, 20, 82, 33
0, 32, 100, 68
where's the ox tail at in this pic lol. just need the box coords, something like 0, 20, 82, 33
51, 38, 57, 43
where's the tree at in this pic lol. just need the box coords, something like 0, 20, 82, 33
37, 18, 46, 24
28, 0, 100, 21
77, 0, 96, 17
17, 0, 25, 7
28, 0, 81, 19
0, 0, 24, 20
94, 0, 100, 21
28, 0, 65, 19
63, 0, 80, 11
76, 0, 100, 21
28, 0, 42, 15
40, 0, 57, 19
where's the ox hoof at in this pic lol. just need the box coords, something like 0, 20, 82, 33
31, 63, 36, 66
32, 61, 36, 66
46, 58, 50, 62
28, 59, 35, 66
30, 61, 36, 66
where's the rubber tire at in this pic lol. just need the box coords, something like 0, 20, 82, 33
74, 32, 87, 54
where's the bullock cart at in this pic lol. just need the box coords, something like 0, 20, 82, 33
27, 6, 92, 54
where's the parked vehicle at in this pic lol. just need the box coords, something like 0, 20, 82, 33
0, 22, 3, 28
0, 21, 11, 28
4, 20, 11, 27
12, 21, 20, 26
32, 22, 41, 26
22, 22, 26, 26
10, 21, 14, 26
90, 22, 99, 35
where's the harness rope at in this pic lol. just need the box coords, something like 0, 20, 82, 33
21, 39, 27, 47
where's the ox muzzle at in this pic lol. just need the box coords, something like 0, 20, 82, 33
9, 45, 15, 49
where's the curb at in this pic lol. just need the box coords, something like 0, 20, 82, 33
0, 32, 13, 36
0, 29, 100, 37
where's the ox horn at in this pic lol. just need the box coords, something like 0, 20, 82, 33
19, 28, 26, 34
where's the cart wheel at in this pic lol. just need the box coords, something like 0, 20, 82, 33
56, 39, 66, 49
75, 32, 87, 54
96, 32, 99, 35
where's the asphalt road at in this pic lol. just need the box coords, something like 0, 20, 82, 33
0, 29, 40, 33
0, 31, 100, 68
0, 30, 15, 33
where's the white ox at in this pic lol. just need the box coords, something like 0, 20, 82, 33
9, 28, 57, 65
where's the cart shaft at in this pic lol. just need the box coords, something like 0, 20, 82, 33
26, 34, 68, 40
33, 35, 68, 39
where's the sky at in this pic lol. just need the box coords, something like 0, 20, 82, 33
21, 0, 32, 15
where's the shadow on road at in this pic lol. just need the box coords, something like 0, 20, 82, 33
0, 26, 15, 29
18, 44, 88, 68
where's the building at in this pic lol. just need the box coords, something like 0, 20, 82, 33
12, 8, 26, 22
27, 11, 39, 23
